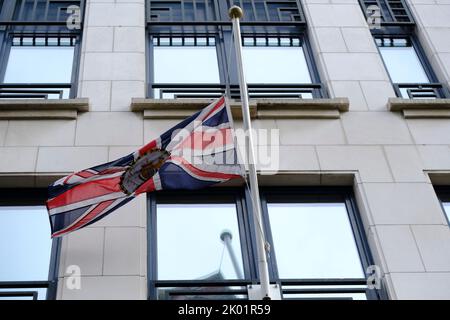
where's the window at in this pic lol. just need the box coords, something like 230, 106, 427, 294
156, 203, 244, 281
2, 36, 77, 99
0, 189, 60, 300
0, 1, 85, 99
444, 203, 450, 224
149, 191, 250, 300
377, 38, 428, 85
149, 34, 319, 99
376, 37, 446, 99
435, 187, 450, 226
148, 188, 383, 300
147, 0, 325, 99
360, 0, 449, 99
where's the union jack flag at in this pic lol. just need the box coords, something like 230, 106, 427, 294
47, 97, 244, 238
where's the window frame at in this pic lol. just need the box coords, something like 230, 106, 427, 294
147, 186, 385, 300
145, 0, 326, 100
373, 33, 449, 99
0, 33, 82, 99
0, 0, 85, 99
0, 188, 61, 300
362, 0, 449, 99
147, 188, 255, 300
146, 32, 325, 99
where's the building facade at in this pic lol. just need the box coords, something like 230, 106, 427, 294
0, 0, 450, 300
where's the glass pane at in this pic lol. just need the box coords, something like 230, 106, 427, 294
242, 46, 312, 84
443, 202, 450, 223
157, 203, 244, 280
4, 46, 75, 98
153, 46, 220, 98
379, 46, 429, 84
268, 203, 364, 279
0, 206, 52, 281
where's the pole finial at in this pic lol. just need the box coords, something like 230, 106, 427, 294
229, 5, 243, 19
220, 230, 233, 242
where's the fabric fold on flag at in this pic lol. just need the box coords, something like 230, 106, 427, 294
47, 96, 244, 238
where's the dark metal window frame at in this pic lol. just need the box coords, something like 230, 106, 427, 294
434, 186, 450, 227
359, 0, 415, 26
0, 0, 86, 99
146, 0, 307, 25
0, 188, 61, 300
147, 186, 385, 300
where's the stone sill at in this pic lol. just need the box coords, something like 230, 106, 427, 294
0, 98, 89, 120
388, 98, 450, 118
131, 98, 349, 120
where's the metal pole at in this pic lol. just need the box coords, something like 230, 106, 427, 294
229, 5, 271, 300
220, 230, 244, 280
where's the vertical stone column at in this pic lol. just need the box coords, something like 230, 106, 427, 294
302, 0, 450, 299
303, 0, 395, 111
57, 0, 148, 299
408, 0, 450, 89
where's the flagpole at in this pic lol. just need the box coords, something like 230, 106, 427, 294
229, 5, 272, 300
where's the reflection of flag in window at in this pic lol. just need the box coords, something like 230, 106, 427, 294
47, 97, 244, 238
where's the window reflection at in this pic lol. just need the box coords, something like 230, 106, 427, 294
267, 203, 364, 279
0, 206, 52, 282
156, 203, 244, 280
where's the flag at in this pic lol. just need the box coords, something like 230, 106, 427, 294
47, 96, 244, 238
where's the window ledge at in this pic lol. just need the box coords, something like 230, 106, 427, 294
0, 98, 89, 120
131, 98, 349, 119
388, 98, 450, 118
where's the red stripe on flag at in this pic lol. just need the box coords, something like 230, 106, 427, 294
139, 139, 158, 156
47, 176, 123, 210
52, 199, 116, 238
